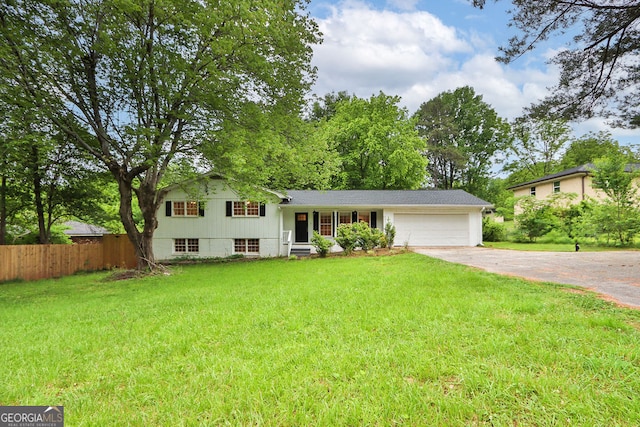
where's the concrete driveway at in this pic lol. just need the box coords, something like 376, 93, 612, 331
414, 247, 640, 309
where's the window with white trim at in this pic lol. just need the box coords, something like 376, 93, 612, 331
234, 238, 260, 254
173, 201, 199, 217
233, 201, 259, 217
339, 212, 352, 225
530, 186, 536, 196
553, 181, 560, 193
319, 212, 332, 236
174, 238, 199, 253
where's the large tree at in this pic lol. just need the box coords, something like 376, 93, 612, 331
318, 92, 427, 190
0, 0, 320, 268
590, 153, 640, 244
504, 117, 571, 184
559, 131, 636, 169
414, 86, 511, 199
473, 0, 640, 126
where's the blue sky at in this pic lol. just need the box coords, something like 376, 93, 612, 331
306, 0, 640, 146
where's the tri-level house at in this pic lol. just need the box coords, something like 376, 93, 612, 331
153, 176, 492, 259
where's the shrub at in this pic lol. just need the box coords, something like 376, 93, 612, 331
514, 196, 559, 242
335, 224, 358, 255
311, 231, 332, 257
353, 221, 383, 251
538, 229, 574, 244
482, 217, 506, 242
384, 220, 396, 248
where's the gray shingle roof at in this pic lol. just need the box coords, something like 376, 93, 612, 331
508, 164, 593, 190
63, 221, 109, 236
508, 163, 640, 190
281, 189, 492, 207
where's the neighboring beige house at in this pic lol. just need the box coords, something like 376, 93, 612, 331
509, 163, 640, 205
509, 164, 602, 202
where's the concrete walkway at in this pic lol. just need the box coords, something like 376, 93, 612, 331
414, 247, 640, 309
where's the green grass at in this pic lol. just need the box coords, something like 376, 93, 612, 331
1, 253, 639, 426
484, 241, 639, 252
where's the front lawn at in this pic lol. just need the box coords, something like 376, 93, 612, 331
1, 253, 639, 425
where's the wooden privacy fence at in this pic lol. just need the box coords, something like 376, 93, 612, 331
0, 234, 138, 282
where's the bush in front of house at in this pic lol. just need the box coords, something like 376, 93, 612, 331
311, 231, 332, 257
352, 221, 383, 251
482, 217, 506, 242
335, 221, 385, 254
335, 223, 359, 255
384, 220, 396, 248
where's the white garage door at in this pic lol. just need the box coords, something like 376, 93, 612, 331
394, 214, 469, 247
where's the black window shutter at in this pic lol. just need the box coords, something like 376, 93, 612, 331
226, 201, 232, 217
259, 203, 266, 217
313, 211, 319, 232
352, 211, 358, 223
165, 201, 172, 217
198, 202, 205, 217
371, 211, 377, 228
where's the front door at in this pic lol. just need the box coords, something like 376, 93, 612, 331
295, 212, 309, 243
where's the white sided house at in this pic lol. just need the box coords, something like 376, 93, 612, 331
153, 177, 492, 260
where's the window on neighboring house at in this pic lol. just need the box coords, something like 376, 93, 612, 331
338, 212, 351, 225
174, 238, 199, 253
320, 212, 332, 236
232, 201, 260, 217
234, 238, 260, 254
553, 181, 560, 193
530, 186, 536, 196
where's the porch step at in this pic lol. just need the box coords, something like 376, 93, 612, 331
290, 248, 312, 257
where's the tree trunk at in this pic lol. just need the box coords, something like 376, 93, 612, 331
31, 144, 48, 244
113, 170, 160, 270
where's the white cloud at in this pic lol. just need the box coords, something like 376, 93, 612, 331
312, 2, 471, 100
311, 2, 549, 116
310, 1, 640, 145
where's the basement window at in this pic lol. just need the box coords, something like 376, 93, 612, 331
234, 238, 260, 255
174, 238, 199, 253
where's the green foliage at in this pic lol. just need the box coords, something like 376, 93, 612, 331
12, 225, 72, 245
471, 1, 640, 124
414, 86, 511, 200
335, 222, 384, 253
0, 0, 321, 267
514, 196, 559, 242
318, 92, 427, 189
3, 255, 640, 425
482, 218, 506, 242
384, 220, 396, 248
504, 118, 571, 183
559, 131, 632, 169
352, 221, 383, 251
335, 223, 359, 255
590, 155, 640, 245
311, 231, 332, 258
